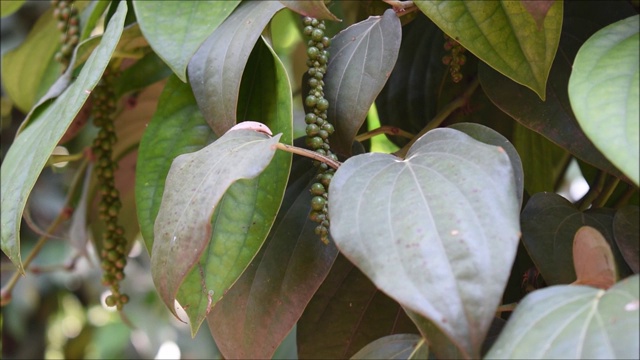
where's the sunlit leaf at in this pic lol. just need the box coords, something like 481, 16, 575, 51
0, 0, 24, 18
297, 254, 418, 359
132, 0, 240, 82
485, 275, 640, 359
351, 334, 426, 360
188, 0, 284, 136
613, 205, 640, 273
324, 9, 401, 156
414, 0, 563, 100
568, 15, 639, 186
279, 0, 340, 21
572, 226, 617, 289
0, 1, 128, 273
521, 0, 556, 30
328, 128, 520, 358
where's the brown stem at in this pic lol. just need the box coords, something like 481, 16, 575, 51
354, 125, 414, 142
394, 77, 480, 158
274, 143, 341, 170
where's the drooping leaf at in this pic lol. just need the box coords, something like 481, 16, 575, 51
0, 1, 128, 273
485, 274, 640, 359
328, 128, 521, 359
613, 205, 640, 273
150, 129, 281, 318
1, 7, 60, 113
520, 192, 633, 286
279, 0, 340, 21
568, 15, 639, 186
324, 9, 401, 156
188, 0, 285, 136
208, 154, 338, 359
132, 0, 240, 82
351, 334, 426, 360
135, 75, 217, 253
1, 0, 24, 18
175, 37, 293, 336
414, 0, 563, 100
297, 254, 419, 359
572, 226, 617, 289
480, 1, 637, 181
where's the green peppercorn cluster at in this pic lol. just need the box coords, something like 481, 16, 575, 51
302, 17, 335, 244
90, 68, 129, 310
51, 0, 80, 71
442, 34, 467, 83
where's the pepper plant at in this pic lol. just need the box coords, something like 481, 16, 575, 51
1, 1, 638, 359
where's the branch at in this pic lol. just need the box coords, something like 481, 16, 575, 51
274, 143, 341, 170
394, 77, 480, 158
354, 125, 414, 142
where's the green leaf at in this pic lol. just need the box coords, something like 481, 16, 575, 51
135, 75, 214, 254
1, 8, 60, 112
0, 1, 128, 273
208, 155, 338, 359
568, 15, 639, 186
520, 192, 633, 286
485, 274, 640, 359
174, 37, 293, 336
613, 205, 640, 273
1, 0, 25, 18
324, 9, 401, 156
279, 0, 340, 21
297, 254, 419, 359
79, 1, 111, 42
150, 129, 281, 316
351, 334, 426, 360
328, 128, 521, 359
188, 0, 285, 136
114, 51, 173, 97
479, 1, 636, 181
132, 0, 240, 82
414, 0, 562, 100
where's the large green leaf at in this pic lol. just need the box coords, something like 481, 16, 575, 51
613, 205, 640, 273
486, 274, 640, 359
297, 254, 419, 359
0, 1, 128, 273
135, 75, 217, 253
323, 9, 401, 156
568, 15, 639, 186
328, 128, 521, 359
351, 334, 427, 360
414, 0, 562, 100
132, 0, 240, 82
207, 154, 338, 359
479, 1, 637, 181
520, 192, 633, 286
174, 37, 293, 336
188, 0, 284, 136
1, 7, 59, 113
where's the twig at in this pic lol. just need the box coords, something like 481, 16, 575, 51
382, 0, 419, 16
274, 142, 341, 170
592, 176, 620, 209
394, 77, 480, 158
577, 170, 606, 211
354, 125, 414, 142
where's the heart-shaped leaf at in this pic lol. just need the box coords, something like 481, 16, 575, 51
188, 0, 284, 136
0, 1, 128, 273
279, 0, 340, 21
572, 226, 617, 289
156, 36, 293, 335
568, 15, 639, 186
297, 254, 419, 359
479, 1, 637, 181
324, 9, 401, 156
613, 205, 640, 273
414, 0, 563, 100
132, 0, 240, 82
485, 274, 640, 359
328, 127, 521, 358
150, 130, 281, 318
351, 334, 426, 360
520, 192, 633, 286
207, 155, 338, 359
135, 75, 218, 253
